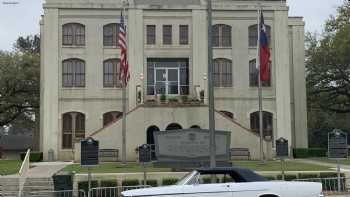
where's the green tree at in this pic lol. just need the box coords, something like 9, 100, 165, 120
306, 1, 350, 147
306, 1, 350, 113
0, 35, 40, 127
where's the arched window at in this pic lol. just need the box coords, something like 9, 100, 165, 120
103, 23, 120, 47
103, 59, 121, 88
166, 123, 182, 130
103, 111, 122, 126
213, 24, 232, 47
213, 58, 232, 87
146, 125, 160, 145
250, 111, 273, 137
248, 24, 271, 47
190, 125, 201, 129
249, 59, 271, 87
220, 111, 234, 119
62, 23, 85, 46
62, 59, 85, 87
62, 112, 85, 149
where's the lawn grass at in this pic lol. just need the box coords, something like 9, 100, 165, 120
63, 162, 172, 173
233, 160, 332, 171
63, 160, 332, 174
0, 160, 22, 175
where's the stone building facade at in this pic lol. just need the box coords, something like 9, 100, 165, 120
40, 0, 308, 161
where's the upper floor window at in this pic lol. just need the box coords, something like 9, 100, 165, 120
163, 25, 172, 45
62, 112, 85, 149
146, 25, 156, 45
103, 111, 122, 126
248, 24, 271, 47
103, 23, 120, 47
62, 23, 85, 46
212, 24, 231, 47
179, 25, 189, 45
250, 111, 273, 137
103, 58, 121, 88
213, 58, 232, 87
62, 59, 85, 87
249, 59, 271, 87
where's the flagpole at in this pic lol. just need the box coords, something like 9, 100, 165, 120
121, 2, 127, 165
257, 5, 265, 164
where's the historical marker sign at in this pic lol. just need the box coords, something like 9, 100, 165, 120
276, 137, 289, 158
81, 137, 99, 167
153, 129, 231, 168
328, 129, 348, 160
139, 144, 152, 163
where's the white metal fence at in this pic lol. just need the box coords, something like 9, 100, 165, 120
294, 177, 350, 196
88, 185, 150, 197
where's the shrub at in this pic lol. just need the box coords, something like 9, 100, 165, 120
122, 179, 139, 186
100, 180, 118, 187
168, 97, 178, 103
78, 181, 98, 193
292, 148, 327, 158
141, 179, 158, 187
201, 176, 220, 183
277, 174, 297, 181
298, 173, 319, 179
161, 178, 179, 186
263, 176, 276, 181
308, 148, 327, 157
20, 152, 43, 162
160, 94, 166, 102
292, 149, 309, 158
222, 176, 234, 183
319, 172, 346, 191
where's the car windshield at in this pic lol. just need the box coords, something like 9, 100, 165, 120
176, 171, 199, 185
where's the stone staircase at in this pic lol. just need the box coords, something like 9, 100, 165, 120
21, 177, 55, 197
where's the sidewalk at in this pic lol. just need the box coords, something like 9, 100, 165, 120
26, 161, 72, 178
294, 159, 350, 172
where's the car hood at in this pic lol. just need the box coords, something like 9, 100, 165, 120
122, 185, 182, 197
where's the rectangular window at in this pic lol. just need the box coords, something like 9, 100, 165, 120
179, 25, 188, 45
146, 25, 156, 45
163, 25, 172, 45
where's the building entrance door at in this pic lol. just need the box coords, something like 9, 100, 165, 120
155, 68, 179, 95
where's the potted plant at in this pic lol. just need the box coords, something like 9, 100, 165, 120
168, 97, 179, 104
160, 94, 166, 104
181, 95, 189, 104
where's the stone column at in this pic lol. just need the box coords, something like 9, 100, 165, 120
274, 10, 292, 150
127, 8, 144, 109
41, 8, 60, 160
192, 9, 208, 102
290, 20, 308, 148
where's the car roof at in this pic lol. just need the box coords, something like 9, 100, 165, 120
197, 167, 267, 182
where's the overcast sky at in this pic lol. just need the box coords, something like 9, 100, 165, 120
0, 0, 345, 51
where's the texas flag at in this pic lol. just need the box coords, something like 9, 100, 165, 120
259, 12, 270, 81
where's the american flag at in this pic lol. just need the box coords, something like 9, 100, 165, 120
119, 11, 130, 86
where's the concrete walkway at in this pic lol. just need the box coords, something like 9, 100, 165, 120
26, 161, 72, 178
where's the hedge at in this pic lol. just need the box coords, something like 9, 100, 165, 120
277, 174, 297, 181
293, 148, 327, 158
298, 173, 319, 179
122, 179, 140, 186
141, 180, 158, 187
161, 178, 179, 186
263, 176, 276, 180
100, 180, 118, 187
20, 152, 43, 162
78, 181, 98, 194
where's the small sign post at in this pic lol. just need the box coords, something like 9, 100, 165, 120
276, 137, 289, 181
328, 129, 348, 192
81, 137, 99, 192
138, 144, 152, 185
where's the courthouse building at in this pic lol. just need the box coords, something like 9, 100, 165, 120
40, 0, 308, 161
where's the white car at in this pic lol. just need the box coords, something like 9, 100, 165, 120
122, 167, 324, 197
